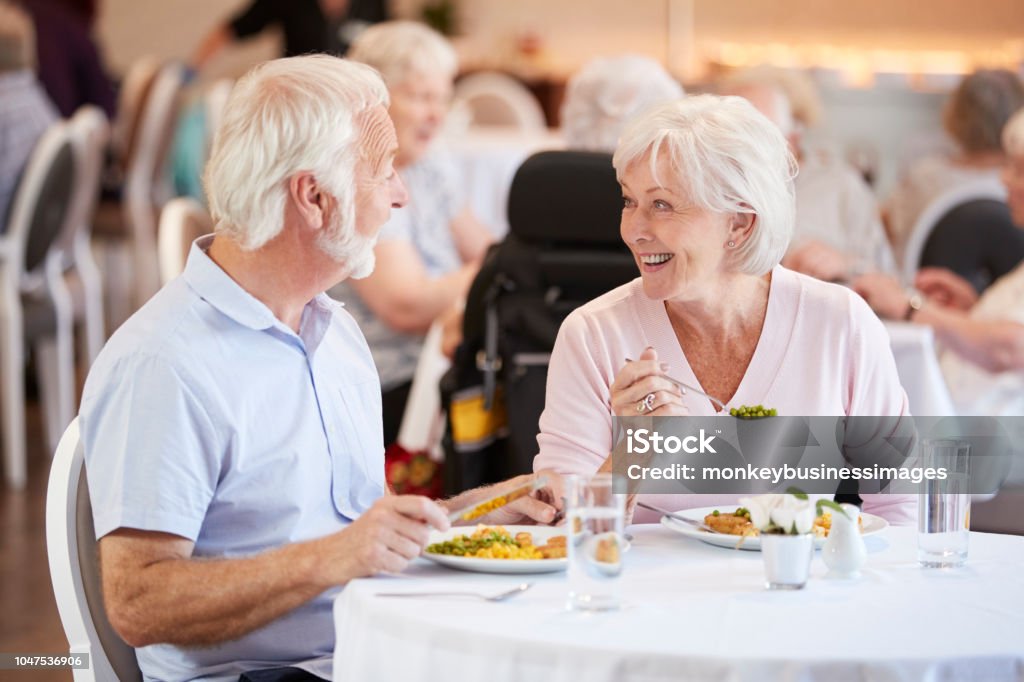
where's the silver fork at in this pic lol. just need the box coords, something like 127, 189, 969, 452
375, 583, 533, 601
625, 357, 727, 411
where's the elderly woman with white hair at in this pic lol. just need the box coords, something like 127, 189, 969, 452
534, 95, 916, 525
855, 108, 1024, 416
561, 54, 683, 153
334, 20, 494, 445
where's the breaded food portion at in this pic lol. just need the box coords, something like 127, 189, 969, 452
704, 512, 758, 536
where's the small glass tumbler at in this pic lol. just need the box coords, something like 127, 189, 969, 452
564, 474, 626, 611
918, 439, 971, 568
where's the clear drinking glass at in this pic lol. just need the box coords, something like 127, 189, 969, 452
918, 439, 971, 568
565, 473, 625, 611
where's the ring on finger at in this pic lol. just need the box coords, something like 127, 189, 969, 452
635, 392, 656, 414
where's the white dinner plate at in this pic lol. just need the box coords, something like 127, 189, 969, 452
423, 525, 568, 574
660, 505, 889, 552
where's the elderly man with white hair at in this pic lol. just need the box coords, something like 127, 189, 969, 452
79, 55, 558, 682
0, 1, 58, 227
723, 77, 896, 282
855, 108, 1024, 416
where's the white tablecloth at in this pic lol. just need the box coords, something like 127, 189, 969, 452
441, 127, 564, 238
333, 525, 1024, 682
885, 321, 957, 416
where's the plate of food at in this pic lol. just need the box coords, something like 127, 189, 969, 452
660, 505, 888, 551
423, 525, 569, 574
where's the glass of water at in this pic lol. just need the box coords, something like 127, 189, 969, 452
565, 473, 625, 611
918, 439, 971, 568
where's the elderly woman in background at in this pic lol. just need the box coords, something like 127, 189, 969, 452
885, 69, 1024, 263
855, 109, 1024, 417
561, 54, 683, 153
333, 21, 494, 445
534, 95, 916, 525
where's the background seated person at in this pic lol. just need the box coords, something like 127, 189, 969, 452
0, 2, 59, 227
884, 68, 1024, 261
855, 109, 1024, 417
81, 55, 557, 682
534, 96, 916, 526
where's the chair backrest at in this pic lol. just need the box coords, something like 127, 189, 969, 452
203, 78, 234, 153
111, 57, 161, 170
125, 62, 184, 203
158, 198, 212, 284
4, 122, 76, 281
111, 58, 160, 170
919, 197, 1024, 292
900, 177, 1007, 284
61, 107, 111, 259
442, 151, 635, 489
452, 72, 547, 133
46, 418, 143, 682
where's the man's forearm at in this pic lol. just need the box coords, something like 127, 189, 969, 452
103, 534, 338, 648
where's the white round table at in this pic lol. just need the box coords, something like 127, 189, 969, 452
333, 525, 1024, 682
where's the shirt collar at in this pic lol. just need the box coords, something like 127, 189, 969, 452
182, 235, 338, 334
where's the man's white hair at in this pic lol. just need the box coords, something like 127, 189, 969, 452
1004, 107, 1024, 157
347, 20, 457, 87
203, 55, 388, 251
613, 95, 797, 276
561, 55, 684, 153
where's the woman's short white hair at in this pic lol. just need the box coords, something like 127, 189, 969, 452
561, 55, 684, 152
347, 20, 457, 87
203, 55, 388, 251
613, 95, 797, 276
1004, 108, 1024, 157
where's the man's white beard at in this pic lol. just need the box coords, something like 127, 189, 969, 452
317, 210, 377, 280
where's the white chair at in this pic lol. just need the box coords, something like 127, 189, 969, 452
96, 60, 184, 326
452, 72, 547, 133
899, 178, 1007, 285
46, 418, 143, 682
63, 106, 111, 367
157, 198, 212, 285
1, 122, 77, 488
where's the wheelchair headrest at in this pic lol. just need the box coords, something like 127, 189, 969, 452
507, 150, 622, 246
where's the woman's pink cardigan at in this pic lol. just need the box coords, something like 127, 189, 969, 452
535, 267, 917, 525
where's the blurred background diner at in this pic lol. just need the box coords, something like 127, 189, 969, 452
2, 0, 1024, 670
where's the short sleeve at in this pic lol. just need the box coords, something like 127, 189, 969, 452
80, 354, 221, 542
534, 310, 615, 475
228, 0, 279, 39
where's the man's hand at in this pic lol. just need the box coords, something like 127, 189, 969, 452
915, 267, 978, 311
315, 495, 449, 584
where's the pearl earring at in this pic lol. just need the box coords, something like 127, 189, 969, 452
727, 240, 736, 248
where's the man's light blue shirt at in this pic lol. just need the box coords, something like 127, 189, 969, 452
80, 236, 386, 682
